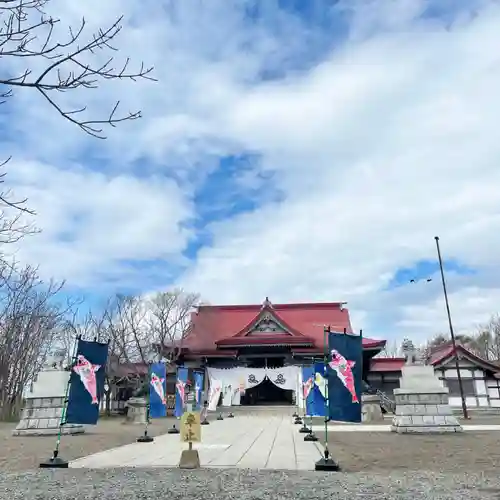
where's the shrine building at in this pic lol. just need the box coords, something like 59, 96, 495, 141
175, 298, 385, 405
108, 298, 500, 414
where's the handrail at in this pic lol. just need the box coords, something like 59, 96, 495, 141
362, 381, 396, 414
376, 388, 396, 414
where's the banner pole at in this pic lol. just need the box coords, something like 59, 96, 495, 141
294, 366, 303, 424
323, 326, 329, 451
292, 367, 299, 418
314, 326, 340, 471
299, 374, 310, 433
39, 334, 81, 468
168, 366, 181, 434
137, 361, 154, 443
304, 363, 318, 442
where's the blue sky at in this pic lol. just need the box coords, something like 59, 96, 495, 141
2, 0, 500, 343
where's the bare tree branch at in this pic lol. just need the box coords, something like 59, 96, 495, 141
0, 0, 156, 138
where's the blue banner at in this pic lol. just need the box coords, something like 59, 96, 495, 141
66, 339, 109, 425
301, 366, 315, 416
193, 371, 204, 411
312, 362, 327, 417
175, 367, 188, 417
328, 331, 362, 423
149, 362, 167, 418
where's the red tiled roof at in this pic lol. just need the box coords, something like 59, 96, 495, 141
370, 358, 406, 372
184, 300, 385, 352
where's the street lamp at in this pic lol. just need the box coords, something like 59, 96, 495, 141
434, 236, 469, 420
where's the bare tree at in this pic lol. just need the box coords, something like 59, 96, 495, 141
103, 290, 199, 386
106, 290, 199, 364
106, 294, 148, 368
0, 0, 156, 139
377, 340, 402, 358
146, 290, 200, 364
0, 264, 68, 420
469, 314, 500, 361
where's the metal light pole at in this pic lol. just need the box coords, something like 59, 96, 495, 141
434, 236, 469, 420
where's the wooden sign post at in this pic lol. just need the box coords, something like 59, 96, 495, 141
178, 410, 201, 469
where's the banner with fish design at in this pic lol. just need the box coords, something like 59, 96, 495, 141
301, 365, 315, 416
66, 338, 109, 425
149, 362, 167, 418
175, 367, 189, 417
193, 370, 204, 410
207, 379, 222, 411
311, 362, 327, 417
328, 331, 362, 423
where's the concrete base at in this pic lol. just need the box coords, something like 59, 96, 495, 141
362, 394, 384, 423
391, 365, 462, 434
178, 449, 201, 469
13, 425, 85, 437
12, 396, 84, 436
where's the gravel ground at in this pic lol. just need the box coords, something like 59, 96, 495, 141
0, 468, 499, 500
2, 413, 500, 498
0, 416, 181, 472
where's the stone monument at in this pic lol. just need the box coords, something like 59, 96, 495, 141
12, 349, 85, 436
391, 339, 462, 434
124, 397, 148, 424
124, 381, 148, 424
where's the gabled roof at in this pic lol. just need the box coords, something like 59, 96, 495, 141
231, 303, 306, 338
183, 298, 385, 353
370, 343, 500, 374
431, 343, 500, 373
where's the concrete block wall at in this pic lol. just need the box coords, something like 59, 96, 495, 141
391, 391, 462, 434
12, 396, 84, 436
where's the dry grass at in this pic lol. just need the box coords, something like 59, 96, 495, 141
0, 416, 178, 472
317, 430, 500, 474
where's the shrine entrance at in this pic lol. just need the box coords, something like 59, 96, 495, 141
242, 376, 293, 405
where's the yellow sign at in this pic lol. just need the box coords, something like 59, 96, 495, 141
180, 411, 201, 443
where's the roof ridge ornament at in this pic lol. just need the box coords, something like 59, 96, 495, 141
262, 296, 273, 309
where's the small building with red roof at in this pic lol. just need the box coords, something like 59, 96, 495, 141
369, 343, 500, 411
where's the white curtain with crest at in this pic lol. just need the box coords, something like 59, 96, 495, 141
265, 366, 300, 392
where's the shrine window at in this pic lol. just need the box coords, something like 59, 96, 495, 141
444, 378, 475, 396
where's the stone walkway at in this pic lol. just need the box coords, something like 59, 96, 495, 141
69, 416, 500, 471
70, 415, 323, 470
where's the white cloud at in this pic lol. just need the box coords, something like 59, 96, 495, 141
6, 160, 192, 288
177, 1, 500, 342
1, 0, 500, 343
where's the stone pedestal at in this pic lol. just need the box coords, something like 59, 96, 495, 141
391, 365, 462, 434
125, 397, 148, 424
12, 369, 84, 436
362, 394, 384, 422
